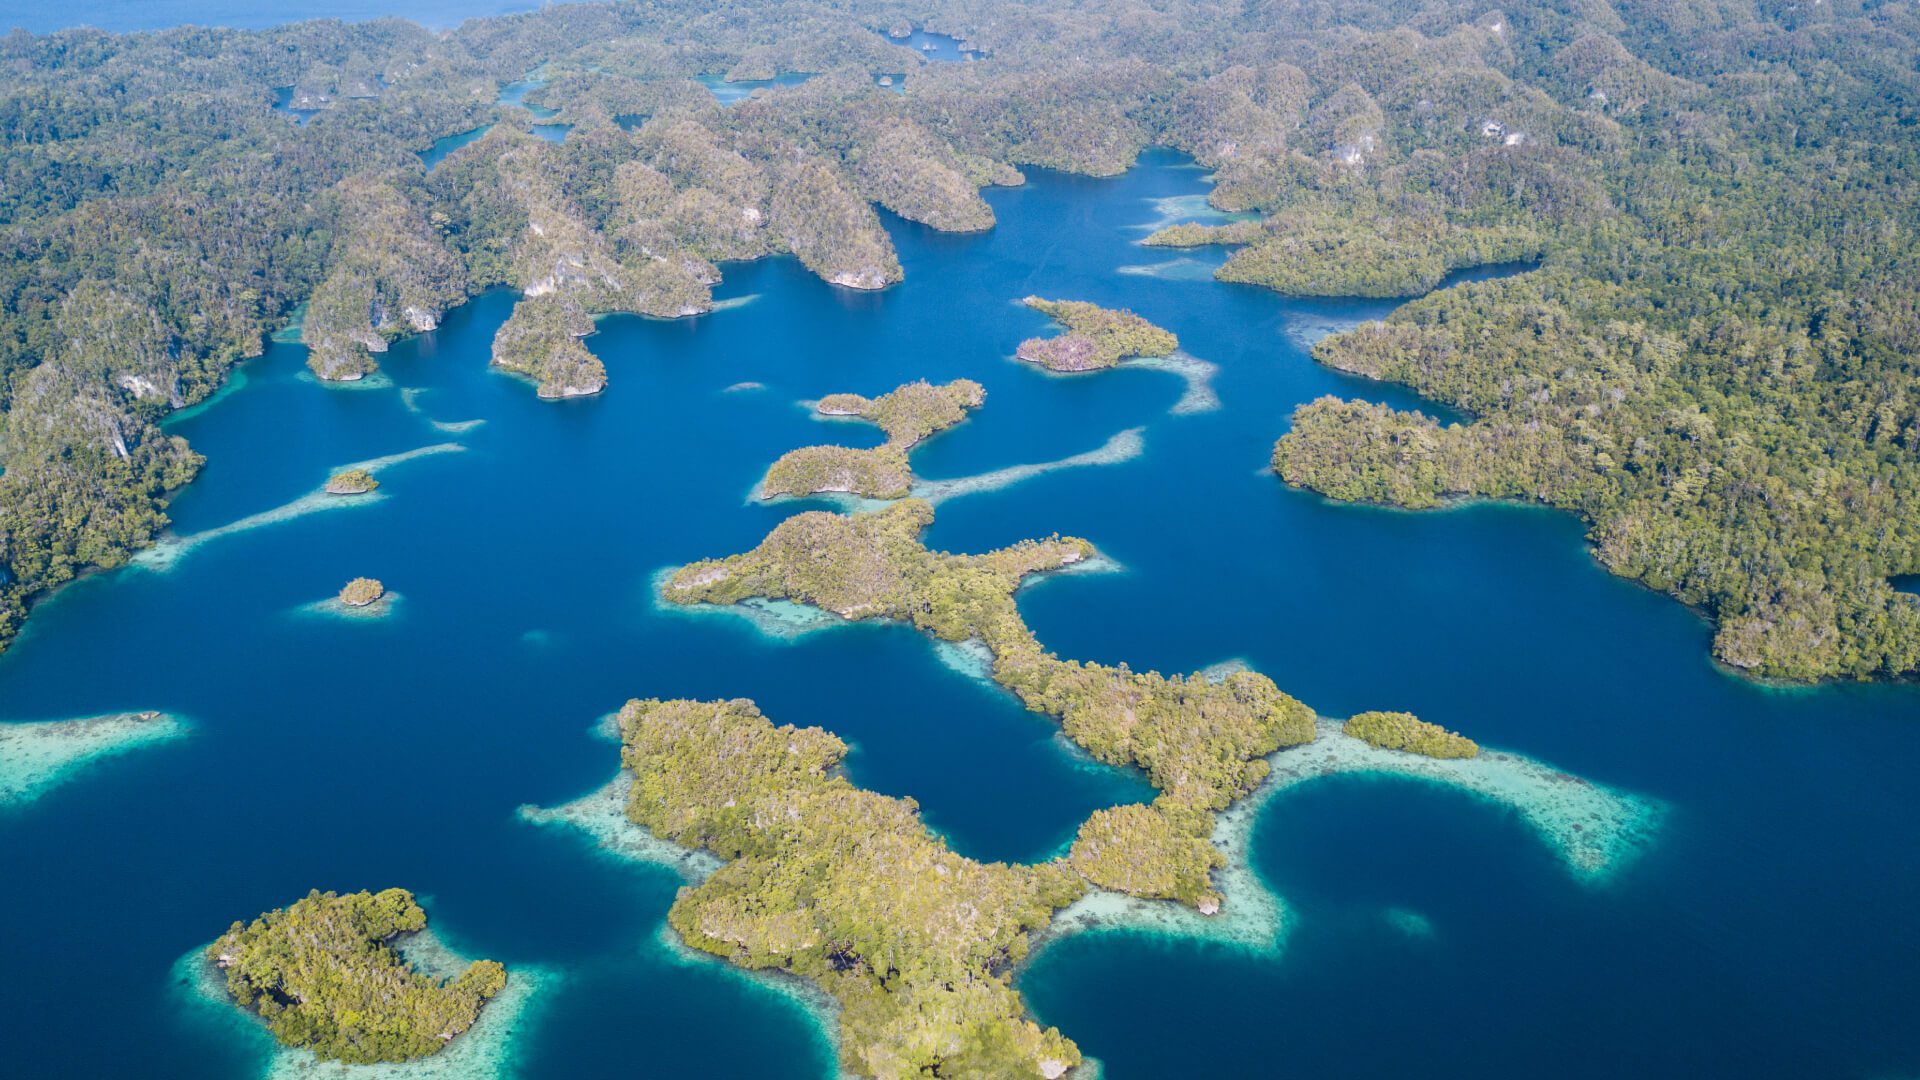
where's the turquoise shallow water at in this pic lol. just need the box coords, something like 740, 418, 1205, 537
1, 147, 1917, 1079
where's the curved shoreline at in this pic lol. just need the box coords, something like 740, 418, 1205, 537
1, 710, 188, 808
1033, 720, 1661, 960
172, 934, 556, 1080
519, 766, 844, 1075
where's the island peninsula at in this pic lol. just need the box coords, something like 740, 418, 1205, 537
762, 379, 984, 499
663, 498, 1321, 914
1015, 298, 1177, 373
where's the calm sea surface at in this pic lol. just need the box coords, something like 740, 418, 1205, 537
0, 106, 1916, 1078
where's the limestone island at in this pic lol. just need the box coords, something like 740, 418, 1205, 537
490, 293, 605, 399
339, 577, 387, 608
1015, 297, 1177, 373
207, 888, 508, 1064
762, 378, 984, 499
325, 468, 379, 496
1344, 710, 1479, 759
662, 499, 1321, 915
1, 711, 187, 807
614, 697, 1085, 1078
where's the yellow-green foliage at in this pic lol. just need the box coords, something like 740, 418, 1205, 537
303, 175, 469, 381
762, 380, 984, 499
1216, 211, 1543, 298
770, 156, 902, 290
850, 120, 996, 233
663, 500, 1317, 816
1272, 397, 1497, 509
208, 889, 507, 1065
325, 468, 379, 495
490, 293, 605, 399
1343, 710, 1480, 759
338, 577, 385, 606
1142, 220, 1264, 248
618, 698, 1085, 1079
818, 378, 986, 448
1017, 297, 1177, 372
1070, 800, 1225, 910
762, 444, 913, 499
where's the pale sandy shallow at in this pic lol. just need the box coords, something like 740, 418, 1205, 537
752, 423, 1141, 510
295, 370, 397, 391
166, 369, 252, 425
0, 711, 188, 807
912, 428, 1144, 504
134, 444, 464, 572
399, 387, 485, 434
1123, 352, 1219, 414
1128, 193, 1257, 232
1115, 257, 1221, 283
293, 593, 404, 621
173, 932, 556, 1080
1283, 314, 1376, 350
1040, 720, 1662, 957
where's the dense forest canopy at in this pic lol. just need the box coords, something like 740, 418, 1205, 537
0, 0, 1916, 680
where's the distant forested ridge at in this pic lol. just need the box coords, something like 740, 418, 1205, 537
1, 0, 1917, 680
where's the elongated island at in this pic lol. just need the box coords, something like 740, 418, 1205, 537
762, 379, 984, 499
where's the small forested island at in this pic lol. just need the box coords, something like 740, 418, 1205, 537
665, 500, 1323, 910
208, 888, 507, 1064
1343, 710, 1480, 760
325, 468, 380, 495
1015, 298, 1177, 372
762, 378, 984, 499
618, 697, 1084, 1078
339, 577, 387, 608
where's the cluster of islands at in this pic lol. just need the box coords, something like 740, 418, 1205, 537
48, 428, 1656, 1077
14, 0, 1913, 1071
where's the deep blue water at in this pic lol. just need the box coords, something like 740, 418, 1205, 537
1, 149, 1917, 1079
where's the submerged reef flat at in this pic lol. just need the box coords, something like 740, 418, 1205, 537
648, 567, 851, 641
399, 387, 486, 434
0, 711, 187, 807
911, 427, 1145, 504
518, 771, 722, 882
295, 592, 403, 621
1040, 719, 1656, 959
1130, 194, 1258, 233
1123, 353, 1218, 415
1283, 314, 1373, 351
134, 444, 463, 572
1269, 720, 1662, 880
295, 369, 398, 391
1115, 257, 1222, 283
175, 933, 553, 1080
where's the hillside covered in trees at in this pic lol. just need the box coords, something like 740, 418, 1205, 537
1, 0, 1916, 685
